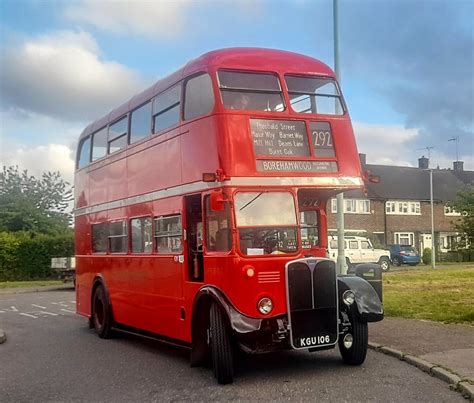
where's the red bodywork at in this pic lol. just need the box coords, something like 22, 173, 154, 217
75, 48, 363, 344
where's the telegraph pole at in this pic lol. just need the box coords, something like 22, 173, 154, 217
333, 0, 346, 275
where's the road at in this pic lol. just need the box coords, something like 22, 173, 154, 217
0, 290, 463, 402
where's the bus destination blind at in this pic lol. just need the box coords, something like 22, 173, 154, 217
250, 119, 337, 173
250, 119, 310, 157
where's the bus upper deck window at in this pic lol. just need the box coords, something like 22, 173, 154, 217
218, 70, 285, 112
285, 75, 344, 115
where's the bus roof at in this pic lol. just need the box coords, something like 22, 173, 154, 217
78, 48, 335, 141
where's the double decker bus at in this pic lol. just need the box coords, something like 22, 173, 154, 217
75, 48, 383, 384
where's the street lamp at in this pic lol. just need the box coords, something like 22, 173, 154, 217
429, 169, 436, 269
333, 0, 347, 275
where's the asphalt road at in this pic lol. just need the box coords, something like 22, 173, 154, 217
0, 290, 463, 402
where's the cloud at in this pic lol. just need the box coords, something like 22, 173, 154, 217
353, 122, 420, 167
353, 121, 473, 170
64, 0, 188, 39
343, 1, 473, 156
0, 142, 75, 184
0, 30, 146, 121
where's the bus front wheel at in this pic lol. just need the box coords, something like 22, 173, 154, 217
339, 314, 368, 365
92, 285, 113, 339
209, 303, 234, 384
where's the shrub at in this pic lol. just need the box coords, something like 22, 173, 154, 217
0, 231, 74, 281
422, 247, 432, 265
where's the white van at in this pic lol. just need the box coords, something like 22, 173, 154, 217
328, 236, 391, 271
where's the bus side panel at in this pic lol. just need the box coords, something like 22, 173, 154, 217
88, 166, 108, 206
181, 117, 220, 184
74, 170, 89, 209
107, 157, 128, 202
127, 128, 182, 197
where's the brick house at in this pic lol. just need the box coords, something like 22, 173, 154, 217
326, 154, 474, 253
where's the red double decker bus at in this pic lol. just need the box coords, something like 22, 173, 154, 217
75, 48, 383, 384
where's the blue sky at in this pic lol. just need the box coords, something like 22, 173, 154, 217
1, 0, 473, 182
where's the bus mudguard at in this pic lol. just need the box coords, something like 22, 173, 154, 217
190, 286, 262, 367
193, 286, 262, 334
337, 276, 384, 322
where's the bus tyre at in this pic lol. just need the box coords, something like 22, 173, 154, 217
92, 285, 113, 339
379, 256, 390, 272
209, 303, 234, 384
339, 317, 368, 365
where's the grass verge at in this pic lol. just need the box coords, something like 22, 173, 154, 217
383, 264, 474, 324
0, 280, 63, 289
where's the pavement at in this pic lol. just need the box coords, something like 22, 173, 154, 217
370, 317, 474, 399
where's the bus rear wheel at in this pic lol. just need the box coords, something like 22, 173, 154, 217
92, 285, 113, 339
339, 314, 368, 365
209, 303, 234, 384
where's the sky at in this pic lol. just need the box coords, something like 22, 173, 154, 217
0, 0, 473, 184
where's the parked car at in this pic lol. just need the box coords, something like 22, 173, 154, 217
388, 245, 421, 266
328, 236, 391, 271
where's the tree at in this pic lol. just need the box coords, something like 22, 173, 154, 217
448, 185, 474, 250
0, 166, 73, 234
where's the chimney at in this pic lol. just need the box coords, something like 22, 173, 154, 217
418, 156, 429, 169
453, 161, 464, 171
359, 153, 366, 166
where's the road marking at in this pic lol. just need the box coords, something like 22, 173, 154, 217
32, 304, 47, 309
51, 302, 59, 305
10, 306, 18, 312
20, 313, 38, 319
38, 311, 59, 316
0, 310, 5, 313
69, 301, 76, 303
60, 309, 76, 314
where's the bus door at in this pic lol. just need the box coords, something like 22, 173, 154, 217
298, 191, 327, 258
185, 194, 204, 282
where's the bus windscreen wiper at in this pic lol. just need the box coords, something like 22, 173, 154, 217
239, 192, 263, 211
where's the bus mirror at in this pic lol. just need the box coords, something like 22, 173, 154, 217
364, 170, 380, 184
210, 191, 225, 211
368, 174, 380, 183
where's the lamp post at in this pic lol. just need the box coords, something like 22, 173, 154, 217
429, 169, 436, 269
333, 0, 347, 275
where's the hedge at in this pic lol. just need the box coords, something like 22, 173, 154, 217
0, 231, 74, 281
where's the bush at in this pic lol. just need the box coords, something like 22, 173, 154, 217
422, 247, 432, 265
0, 231, 74, 281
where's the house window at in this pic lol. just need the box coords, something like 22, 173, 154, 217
444, 206, 461, 216
331, 198, 370, 214
386, 201, 421, 215
394, 232, 414, 245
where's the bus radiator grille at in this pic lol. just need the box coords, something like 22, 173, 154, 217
258, 271, 280, 284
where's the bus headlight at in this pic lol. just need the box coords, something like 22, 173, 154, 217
342, 290, 355, 306
257, 297, 273, 315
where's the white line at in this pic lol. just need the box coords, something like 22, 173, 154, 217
31, 304, 47, 309
0, 310, 5, 313
38, 311, 58, 316
51, 302, 59, 305
60, 309, 76, 314
20, 313, 38, 319
10, 306, 18, 312
69, 301, 76, 303
74, 176, 363, 216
